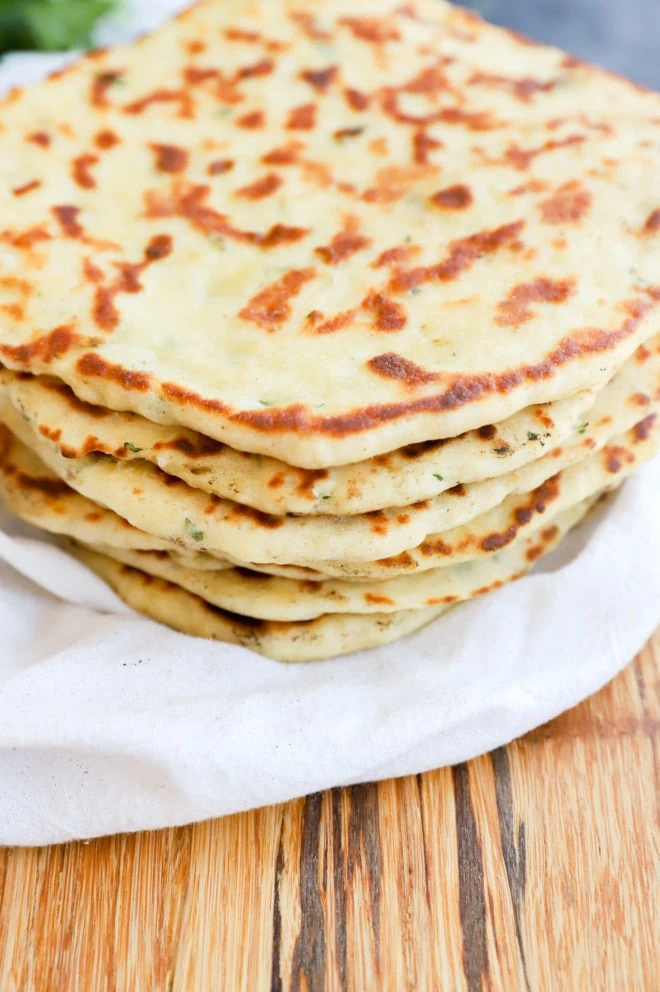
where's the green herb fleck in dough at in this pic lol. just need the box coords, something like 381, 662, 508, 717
494, 446, 511, 456
577, 422, 589, 434
410, 286, 422, 295
258, 400, 272, 407
124, 442, 142, 454
527, 432, 539, 442
433, 473, 443, 481
185, 518, 204, 542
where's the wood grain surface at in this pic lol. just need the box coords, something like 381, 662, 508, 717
0, 631, 657, 992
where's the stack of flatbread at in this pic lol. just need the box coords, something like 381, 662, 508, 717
0, 0, 658, 661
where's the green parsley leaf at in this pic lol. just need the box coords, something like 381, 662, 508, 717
433, 473, 443, 481
0, 0, 119, 56
258, 400, 272, 407
185, 518, 204, 542
577, 422, 589, 434
124, 442, 142, 454
527, 432, 539, 442
494, 445, 511, 456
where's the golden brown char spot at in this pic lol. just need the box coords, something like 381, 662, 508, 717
185, 38, 206, 54
430, 184, 472, 209
12, 180, 41, 197
419, 537, 453, 557
238, 268, 316, 331
363, 165, 435, 205
369, 137, 389, 156
378, 551, 416, 569
90, 234, 172, 332
300, 66, 337, 92
496, 277, 576, 327
541, 525, 559, 542
235, 172, 282, 200
339, 17, 401, 43
290, 11, 332, 42
230, 503, 285, 529
632, 413, 657, 441
412, 130, 443, 165
72, 153, 99, 189
208, 158, 234, 175
0, 325, 77, 365
235, 109, 265, 129
155, 433, 224, 458
334, 126, 364, 141
0, 303, 24, 321
77, 353, 151, 391
344, 88, 370, 111
144, 183, 308, 248
224, 27, 259, 42
362, 292, 407, 331
95, 129, 120, 150
235, 58, 274, 81
367, 352, 436, 385
630, 392, 650, 407
539, 181, 592, 224
478, 424, 496, 440
509, 179, 550, 196
642, 209, 660, 234
389, 221, 525, 292
495, 134, 586, 171
15, 472, 71, 498
52, 205, 83, 238
308, 309, 357, 335
26, 130, 51, 147
367, 510, 389, 536
364, 593, 395, 606
372, 245, 420, 269
382, 89, 497, 130
286, 103, 316, 130
400, 439, 447, 459
482, 476, 562, 552
85, 511, 102, 522
124, 87, 194, 119
525, 544, 544, 562
468, 71, 557, 102
150, 143, 189, 174
91, 71, 123, 109
267, 472, 285, 489
261, 143, 299, 165
314, 216, 371, 265
604, 445, 633, 473
294, 468, 329, 500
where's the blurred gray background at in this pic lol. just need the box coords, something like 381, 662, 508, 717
462, 0, 660, 89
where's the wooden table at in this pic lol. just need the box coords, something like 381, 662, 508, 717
0, 631, 657, 991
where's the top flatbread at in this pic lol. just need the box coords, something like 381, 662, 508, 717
0, 0, 659, 467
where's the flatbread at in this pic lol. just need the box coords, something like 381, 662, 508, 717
67, 547, 451, 663
1, 340, 657, 564
0, 368, 595, 515
1, 0, 659, 467
310, 415, 659, 578
0, 424, 327, 581
79, 496, 597, 620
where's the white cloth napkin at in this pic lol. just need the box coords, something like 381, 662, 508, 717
1, 4, 659, 846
